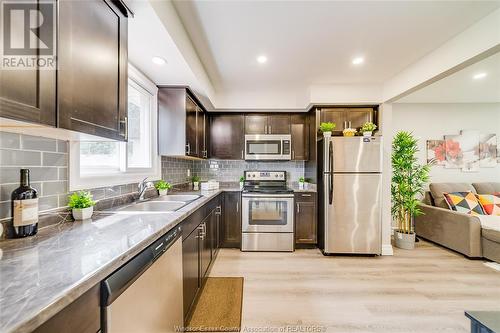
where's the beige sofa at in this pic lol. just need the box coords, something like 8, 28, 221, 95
415, 182, 500, 263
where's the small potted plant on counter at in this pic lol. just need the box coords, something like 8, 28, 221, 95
361, 122, 377, 137
391, 131, 430, 250
68, 191, 96, 220
192, 175, 201, 191
239, 176, 245, 190
155, 180, 172, 196
343, 128, 357, 137
298, 176, 306, 190
319, 122, 336, 137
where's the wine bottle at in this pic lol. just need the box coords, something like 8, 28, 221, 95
11, 169, 39, 238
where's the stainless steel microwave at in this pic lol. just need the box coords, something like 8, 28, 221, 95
244, 134, 291, 160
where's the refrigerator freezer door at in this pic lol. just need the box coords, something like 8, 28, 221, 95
332, 137, 382, 173
324, 173, 382, 254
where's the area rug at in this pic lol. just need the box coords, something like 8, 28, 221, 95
186, 277, 244, 332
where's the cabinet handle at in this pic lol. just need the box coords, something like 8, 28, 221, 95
268, 125, 272, 134
236, 202, 239, 213
296, 203, 300, 213
292, 150, 295, 159
120, 117, 128, 140
186, 143, 191, 155
301, 194, 312, 197
349, 121, 352, 128
264, 125, 267, 134
241, 150, 244, 159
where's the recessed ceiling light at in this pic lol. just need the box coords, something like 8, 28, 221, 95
257, 55, 268, 64
152, 56, 167, 65
352, 57, 364, 65
473, 72, 487, 80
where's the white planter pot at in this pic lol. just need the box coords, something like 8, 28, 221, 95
394, 231, 415, 250
72, 206, 94, 220
299, 182, 305, 190
193, 182, 199, 191
323, 131, 332, 138
158, 189, 168, 196
363, 131, 373, 137
240, 182, 244, 190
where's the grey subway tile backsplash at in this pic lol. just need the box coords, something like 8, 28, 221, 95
0, 202, 10, 219
21, 135, 57, 152
39, 196, 59, 211
57, 140, 68, 153
0, 149, 41, 166
42, 181, 68, 196
58, 168, 68, 180
0, 132, 20, 149
42, 152, 67, 166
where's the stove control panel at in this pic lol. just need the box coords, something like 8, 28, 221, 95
244, 171, 286, 181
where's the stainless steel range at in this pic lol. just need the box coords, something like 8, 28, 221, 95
241, 171, 294, 252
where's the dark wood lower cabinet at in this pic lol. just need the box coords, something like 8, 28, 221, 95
295, 192, 317, 246
33, 284, 100, 333
220, 192, 241, 248
182, 194, 223, 322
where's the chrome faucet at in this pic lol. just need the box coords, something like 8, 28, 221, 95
138, 177, 155, 201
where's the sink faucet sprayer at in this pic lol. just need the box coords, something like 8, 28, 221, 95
138, 177, 155, 201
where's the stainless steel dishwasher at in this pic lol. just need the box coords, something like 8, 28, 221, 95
101, 226, 183, 333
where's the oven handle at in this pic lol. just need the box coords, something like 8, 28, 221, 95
242, 193, 294, 198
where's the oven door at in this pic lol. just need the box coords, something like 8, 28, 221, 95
242, 194, 294, 233
245, 134, 291, 160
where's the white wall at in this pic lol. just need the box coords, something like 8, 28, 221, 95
392, 103, 500, 184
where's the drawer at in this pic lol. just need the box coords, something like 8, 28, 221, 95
294, 192, 316, 202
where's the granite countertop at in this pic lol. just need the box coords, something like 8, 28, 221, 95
0, 185, 312, 333
0, 188, 237, 333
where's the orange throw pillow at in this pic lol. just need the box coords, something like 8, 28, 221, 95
476, 194, 500, 216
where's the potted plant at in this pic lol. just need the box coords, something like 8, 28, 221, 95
155, 180, 172, 196
192, 175, 201, 191
239, 176, 245, 190
298, 176, 306, 190
361, 122, 377, 137
343, 128, 357, 137
391, 131, 430, 250
68, 191, 96, 220
319, 122, 336, 137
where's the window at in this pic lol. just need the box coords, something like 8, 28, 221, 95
70, 65, 160, 190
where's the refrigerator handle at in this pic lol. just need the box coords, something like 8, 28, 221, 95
328, 141, 334, 205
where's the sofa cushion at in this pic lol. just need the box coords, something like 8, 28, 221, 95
477, 194, 500, 216
430, 183, 477, 209
479, 216, 500, 243
443, 192, 485, 215
473, 183, 500, 195
482, 229, 500, 243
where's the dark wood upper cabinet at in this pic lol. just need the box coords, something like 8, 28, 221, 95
210, 114, 245, 160
269, 115, 291, 134
245, 114, 290, 134
220, 192, 241, 248
290, 114, 309, 160
295, 192, 317, 246
58, 0, 129, 141
0, 0, 56, 127
346, 108, 373, 130
158, 87, 207, 158
320, 108, 346, 134
185, 96, 198, 157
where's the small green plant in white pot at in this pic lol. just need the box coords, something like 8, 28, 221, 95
319, 122, 336, 137
155, 180, 172, 196
192, 175, 201, 191
68, 191, 96, 220
239, 176, 245, 190
391, 131, 430, 250
361, 122, 377, 137
298, 176, 306, 190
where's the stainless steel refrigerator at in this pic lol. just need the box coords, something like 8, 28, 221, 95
318, 136, 383, 255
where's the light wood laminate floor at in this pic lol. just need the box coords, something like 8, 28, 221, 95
209, 241, 500, 332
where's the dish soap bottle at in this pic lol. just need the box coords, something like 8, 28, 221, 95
11, 169, 39, 238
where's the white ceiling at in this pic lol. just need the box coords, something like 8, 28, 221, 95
173, 0, 500, 96
396, 52, 500, 103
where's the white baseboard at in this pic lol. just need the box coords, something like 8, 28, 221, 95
484, 262, 500, 272
382, 244, 394, 256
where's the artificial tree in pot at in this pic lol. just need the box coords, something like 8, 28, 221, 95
391, 131, 430, 250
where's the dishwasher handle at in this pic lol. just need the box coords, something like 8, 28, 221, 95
101, 226, 181, 306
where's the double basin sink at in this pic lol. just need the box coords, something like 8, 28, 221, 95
108, 194, 201, 213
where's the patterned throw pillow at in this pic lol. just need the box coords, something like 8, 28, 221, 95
443, 192, 485, 215
476, 194, 500, 216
